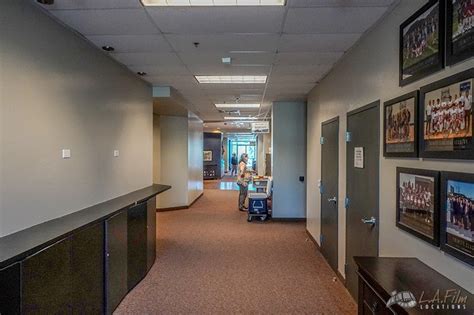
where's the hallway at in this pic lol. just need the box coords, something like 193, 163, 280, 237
115, 189, 356, 314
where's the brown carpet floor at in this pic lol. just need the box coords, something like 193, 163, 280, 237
115, 189, 356, 314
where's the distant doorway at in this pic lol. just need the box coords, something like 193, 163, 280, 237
228, 135, 257, 174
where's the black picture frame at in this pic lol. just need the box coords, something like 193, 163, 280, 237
446, 0, 474, 66
440, 171, 474, 266
396, 167, 440, 246
383, 91, 419, 157
419, 68, 474, 159
400, 0, 445, 86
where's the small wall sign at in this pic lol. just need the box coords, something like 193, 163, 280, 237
354, 147, 364, 169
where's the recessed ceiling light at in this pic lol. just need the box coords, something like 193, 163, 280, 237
102, 46, 115, 52
224, 117, 257, 120
215, 104, 260, 108
195, 76, 267, 84
140, 0, 285, 6
137, 71, 147, 76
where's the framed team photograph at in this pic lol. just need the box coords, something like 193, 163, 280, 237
396, 167, 440, 246
400, 0, 444, 86
440, 171, 474, 265
446, 0, 474, 66
384, 91, 419, 157
203, 150, 213, 162
419, 68, 474, 159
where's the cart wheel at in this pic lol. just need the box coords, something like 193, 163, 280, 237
247, 216, 252, 222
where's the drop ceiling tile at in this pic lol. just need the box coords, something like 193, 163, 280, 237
278, 34, 361, 52
275, 52, 343, 65
188, 64, 271, 76
166, 34, 280, 52
111, 52, 181, 66
287, 0, 395, 7
86, 35, 173, 53
178, 52, 275, 66
268, 74, 317, 83
50, 9, 158, 35
284, 7, 389, 34
272, 64, 332, 76
128, 64, 190, 76
146, 7, 285, 34
39, 0, 142, 10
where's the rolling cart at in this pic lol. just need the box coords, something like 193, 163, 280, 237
247, 177, 272, 222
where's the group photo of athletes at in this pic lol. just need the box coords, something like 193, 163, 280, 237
398, 172, 436, 238
424, 80, 473, 140
452, 0, 474, 40
447, 180, 474, 244
402, 3, 439, 72
386, 99, 415, 144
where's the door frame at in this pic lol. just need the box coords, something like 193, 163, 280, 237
345, 100, 380, 278
320, 116, 339, 272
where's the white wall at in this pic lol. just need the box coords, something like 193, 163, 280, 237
257, 133, 271, 176
187, 113, 204, 204
306, 0, 474, 292
0, 0, 153, 237
156, 116, 189, 208
153, 114, 161, 184
273, 101, 307, 218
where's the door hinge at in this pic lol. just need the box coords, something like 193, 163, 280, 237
319, 184, 324, 194
345, 197, 350, 209
320, 136, 325, 145
320, 234, 323, 245
345, 131, 352, 143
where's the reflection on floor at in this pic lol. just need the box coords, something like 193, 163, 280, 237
204, 175, 256, 191
115, 189, 356, 314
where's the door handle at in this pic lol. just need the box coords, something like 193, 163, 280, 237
361, 216, 376, 226
327, 197, 337, 203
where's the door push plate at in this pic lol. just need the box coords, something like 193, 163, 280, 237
345, 131, 352, 142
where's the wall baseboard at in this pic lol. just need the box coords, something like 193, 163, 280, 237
305, 229, 346, 285
157, 192, 204, 212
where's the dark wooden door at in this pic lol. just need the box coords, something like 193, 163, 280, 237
146, 197, 157, 271
320, 117, 339, 272
70, 223, 104, 314
22, 238, 72, 314
345, 101, 380, 301
0, 263, 21, 315
127, 202, 148, 290
105, 210, 128, 315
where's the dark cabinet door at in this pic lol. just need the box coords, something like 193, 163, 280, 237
22, 238, 72, 314
71, 223, 104, 315
105, 210, 128, 315
127, 202, 148, 290
0, 263, 21, 315
146, 197, 157, 271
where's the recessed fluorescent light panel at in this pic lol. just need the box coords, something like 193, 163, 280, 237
195, 76, 267, 84
141, 0, 285, 6
224, 117, 258, 120
215, 104, 260, 108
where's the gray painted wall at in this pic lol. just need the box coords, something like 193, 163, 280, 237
306, 0, 474, 292
272, 101, 307, 218
0, 0, 153, 237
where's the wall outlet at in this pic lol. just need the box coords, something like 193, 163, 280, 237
113, 150, 119, 157
62, 149, 71, 159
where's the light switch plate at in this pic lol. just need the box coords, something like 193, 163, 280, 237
114, 150, 119, 157
62, 149, 71, 159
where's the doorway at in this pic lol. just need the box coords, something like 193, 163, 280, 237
320, 117, 339, 273
345, 101, 380, 301
228, 135, 257, 172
